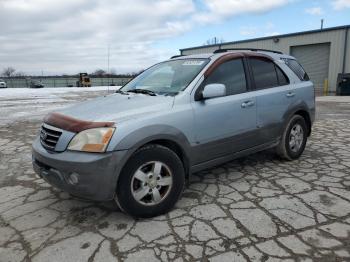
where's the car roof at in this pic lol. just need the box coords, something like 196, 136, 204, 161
171, 50, 295, 61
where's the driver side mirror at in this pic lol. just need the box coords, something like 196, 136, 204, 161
202, 83, 226, 99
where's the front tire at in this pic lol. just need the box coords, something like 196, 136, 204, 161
276, 115, 308, 161
115, 144, 185, 218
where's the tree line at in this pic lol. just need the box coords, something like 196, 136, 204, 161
1, 67, 140, 78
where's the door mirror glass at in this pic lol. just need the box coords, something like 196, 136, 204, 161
202, 84, 226, 99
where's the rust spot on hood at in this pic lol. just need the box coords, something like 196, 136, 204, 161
44, 112, 114, 133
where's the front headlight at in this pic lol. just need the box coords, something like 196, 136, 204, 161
67, 127, 115, 153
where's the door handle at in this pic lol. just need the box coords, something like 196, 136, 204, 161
286, 92, 295, 98
241, 100, 255, 108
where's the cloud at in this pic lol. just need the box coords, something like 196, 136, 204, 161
305, 7, 324, 15
332, 0, 350, 10
194, 0, 291, 24
0, 0, 195, 74
264, 31, 280, 36
239, 22, 279, 38
240, 26, 258, 36
0, 0, 293, 75
204, 0, 290, 16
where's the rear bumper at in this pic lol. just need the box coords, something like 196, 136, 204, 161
32, 137, 129, 201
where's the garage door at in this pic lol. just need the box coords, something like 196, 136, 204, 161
290, 43, 330, 90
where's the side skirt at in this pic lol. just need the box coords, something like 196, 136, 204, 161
190, 139, 280, 174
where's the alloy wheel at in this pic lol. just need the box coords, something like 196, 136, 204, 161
131, 161, 173, 206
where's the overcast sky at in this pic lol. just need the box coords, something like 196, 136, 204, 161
0, 0, 349, 75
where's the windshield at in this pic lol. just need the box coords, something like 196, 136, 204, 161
121, 59, 209, 95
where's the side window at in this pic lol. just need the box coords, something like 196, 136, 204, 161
205, 59, 247, 96
250, 58, 279, 89
282, 58, 309, 81
275, 66, 289, 86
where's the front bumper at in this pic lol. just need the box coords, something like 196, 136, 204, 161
32, 137, 129, 201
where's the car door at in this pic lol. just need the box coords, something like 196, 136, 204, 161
191, 57, 258, 164
248, 56, 293, 145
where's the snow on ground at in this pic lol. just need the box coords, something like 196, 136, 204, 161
0, 86, 120, 125
0, 86, 119, 99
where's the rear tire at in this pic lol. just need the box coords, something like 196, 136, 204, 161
276, 115, 308, 161
115, 144, 185, 218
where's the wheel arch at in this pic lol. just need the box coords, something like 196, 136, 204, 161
282, 102, 313, 137
112, 125, 192, 195
142, 139, 190, 180
294, 109, 312, 136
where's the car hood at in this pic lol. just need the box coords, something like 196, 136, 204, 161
56, 93, 175, 123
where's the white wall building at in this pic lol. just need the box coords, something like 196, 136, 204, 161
180, 25, 350, 93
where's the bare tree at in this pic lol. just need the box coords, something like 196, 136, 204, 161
93, 69, 106, 76
204, 37, 225, 46
2, 67, 16, 77
14, 71, 25, 77
109, 68, 117, 75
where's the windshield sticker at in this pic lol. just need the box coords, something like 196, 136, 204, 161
182, 60, 205, 66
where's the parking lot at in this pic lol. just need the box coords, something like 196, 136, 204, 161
1, 89, 350, 262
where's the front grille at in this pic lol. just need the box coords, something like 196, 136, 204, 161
40, 125, 62, 151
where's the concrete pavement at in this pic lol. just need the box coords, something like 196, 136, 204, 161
1, 92, 350, 261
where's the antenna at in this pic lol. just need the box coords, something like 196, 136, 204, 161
107, 44, 110, 94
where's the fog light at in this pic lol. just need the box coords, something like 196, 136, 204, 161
67, 172, 79, 185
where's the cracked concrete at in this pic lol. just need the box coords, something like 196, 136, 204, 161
1, 91, 350, 261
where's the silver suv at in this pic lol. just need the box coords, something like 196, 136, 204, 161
32, 49, 315, 218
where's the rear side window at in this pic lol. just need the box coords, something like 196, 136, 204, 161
250, 58, 278, 89
276, 66, 289, 86
250, 58, 290, 89
282, 58, 309, 81
205, 58, 247, 96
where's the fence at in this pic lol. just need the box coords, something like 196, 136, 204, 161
2, 77, 132, 88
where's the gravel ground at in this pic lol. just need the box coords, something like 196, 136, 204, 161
1, 90, 350, 262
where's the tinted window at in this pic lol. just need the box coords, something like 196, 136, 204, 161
276, 66, 289, 86
250, 58, 278, 89
282, 58, 309, 81
205, 59, 247, 96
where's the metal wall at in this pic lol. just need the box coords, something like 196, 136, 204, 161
345, 28, 350, 73
3, 77, 131, 88
181, 26, 350, 93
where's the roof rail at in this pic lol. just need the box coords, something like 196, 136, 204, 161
213, 48, 283, 54
170, 55, 184, 59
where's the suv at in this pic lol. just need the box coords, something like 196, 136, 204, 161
0, 79, 7, 88
30, 80, 45, 88
32, 49, 315, 218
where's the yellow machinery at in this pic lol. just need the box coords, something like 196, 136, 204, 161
76, 73, 91, 87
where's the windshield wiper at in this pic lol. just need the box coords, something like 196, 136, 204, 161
115, 89, 129, 95
127, 89, 157, 96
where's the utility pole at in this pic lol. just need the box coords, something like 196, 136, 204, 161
321, 19, 324, 30
107, 44, 110, 93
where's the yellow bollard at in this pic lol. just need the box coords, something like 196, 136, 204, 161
323, 78, 329, 96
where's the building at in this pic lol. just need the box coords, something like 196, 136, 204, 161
180, 25, 350, 94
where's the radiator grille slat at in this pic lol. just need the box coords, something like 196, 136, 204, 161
40, 125, 62, 151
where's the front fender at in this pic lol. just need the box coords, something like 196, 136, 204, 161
112, 124, 192, 163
